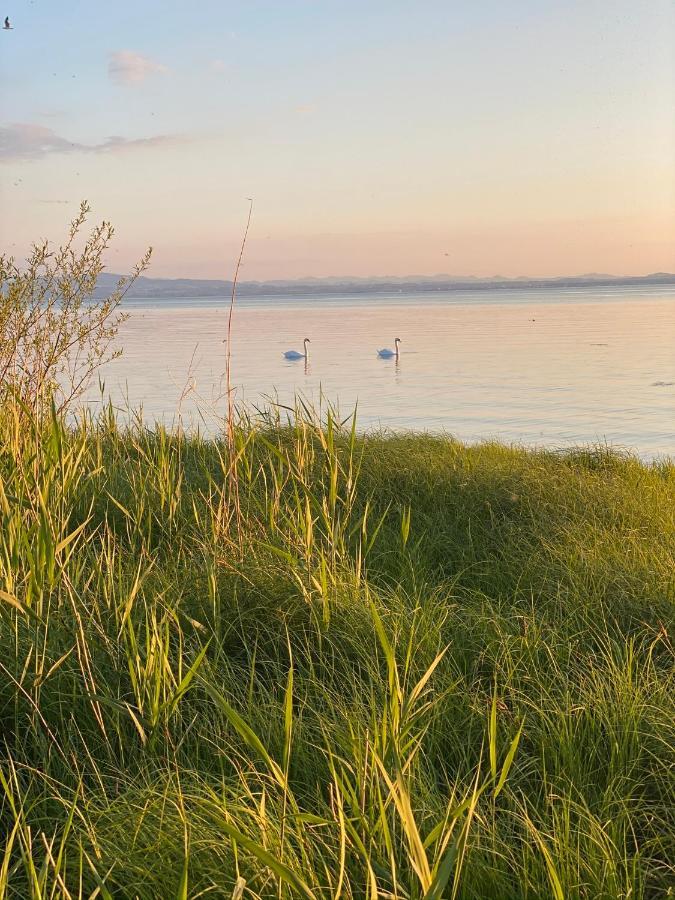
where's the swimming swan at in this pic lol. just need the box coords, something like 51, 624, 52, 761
284, 338, 311, 360
377, 337, 401, 359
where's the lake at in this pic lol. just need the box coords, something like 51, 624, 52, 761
92, 285, 675, 460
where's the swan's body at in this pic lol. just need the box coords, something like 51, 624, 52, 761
284, 337, 310, 360
377, 337, 401, 359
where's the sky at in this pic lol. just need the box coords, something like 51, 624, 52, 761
1, 0, 674, 280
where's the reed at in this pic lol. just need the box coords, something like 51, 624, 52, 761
0, 395, 672, 898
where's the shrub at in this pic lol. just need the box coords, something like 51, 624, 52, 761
0, 201, 150, 415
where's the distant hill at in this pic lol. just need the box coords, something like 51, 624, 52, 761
94, 271, 675, 300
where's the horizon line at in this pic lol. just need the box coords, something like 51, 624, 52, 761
103, 270, 675, 285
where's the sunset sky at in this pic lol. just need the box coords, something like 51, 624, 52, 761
1, 0, 674, 280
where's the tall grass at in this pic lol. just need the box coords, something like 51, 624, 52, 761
0, 397, 672, 898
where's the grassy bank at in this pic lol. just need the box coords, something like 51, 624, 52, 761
0, 402, 673, 898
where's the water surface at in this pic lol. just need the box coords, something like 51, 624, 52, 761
92, 286, 675, 459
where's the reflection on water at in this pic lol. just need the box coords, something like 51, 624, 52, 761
91, 286, 675, 459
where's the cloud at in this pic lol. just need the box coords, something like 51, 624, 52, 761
209, 59, 226, 74
0, 123, 182, 161
108, 50, 168, 86
0, 124, 74, 159
94, 134, 184, 153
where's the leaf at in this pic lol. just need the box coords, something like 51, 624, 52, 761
202, 680, 285, 789
407, 646, 448, 710
364, 503, 391, 557
0, 589, 25, 614
526, 817, 565, 900
368, 595, 395, 685
424, 840, 459, 900
0, 589, 40, 624
489, 684, 498, 780
283, 653, 294, 776
258, 541, 297, 566
54, 517, 90, 558
163, 641, 210, 721
450, 775, 482, 900
400, 504, 412, 549
373, 754, 431, 891
82, 850, 115, 900
215, 817, 316, 900
176, 855, 188, 900
494, 719, 524, 799
423, 779, 493, 851
106, 491, 133, 520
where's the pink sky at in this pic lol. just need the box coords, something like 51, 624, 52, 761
2, 1, 674, 280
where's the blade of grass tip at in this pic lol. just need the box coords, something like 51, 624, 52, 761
400, 505, 411, 550
376, 773, 397, 880
363, 502, 391, 557
373, 753, 431, 891
0, 816, 21, 895
257, 433, 287, 465
494, 718, 524, 800
283, 639, 294, 777
118, 558, 153, 638
449, 766, 483, 900
51, 779, 82, 888
247, 640, 257, 715
82, 850, 115, 900
162, 640, 211, 721
407, 646, 448, 711
338, 809, 379, 900
259, 542, 297, 567
54, 516, 91, 560
105, 491, 133, 523
325, 750, 379, 893
367, 591, 395, 682
331, 777, 347, 900
524, 814, 565, 900
424, 840, 459, 900
423, 779, 493, 853
0, 589, 30, 619
489, 683, 498, 781
279, 630, 295, 894
216, 816, 316, 900
201, 680, 285, 788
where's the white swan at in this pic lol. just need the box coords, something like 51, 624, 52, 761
284, 337, 310, 360
377, 337, 401, 359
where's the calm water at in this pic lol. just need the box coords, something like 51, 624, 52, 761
92, 286, 675, 459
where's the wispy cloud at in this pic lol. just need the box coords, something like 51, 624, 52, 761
0, 123, 183, 161
209, 59, 227, 74
108, 50, 168, 86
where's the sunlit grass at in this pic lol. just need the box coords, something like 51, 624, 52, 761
0, 398, 672, 898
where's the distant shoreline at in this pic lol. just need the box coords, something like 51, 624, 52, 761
95, 272, 675, 300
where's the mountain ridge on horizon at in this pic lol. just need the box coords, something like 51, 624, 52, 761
93, 270, 675, 299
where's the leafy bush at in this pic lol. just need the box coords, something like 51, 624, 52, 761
0, 202, 150, 415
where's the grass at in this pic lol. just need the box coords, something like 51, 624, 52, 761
0, 398, 672, 898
